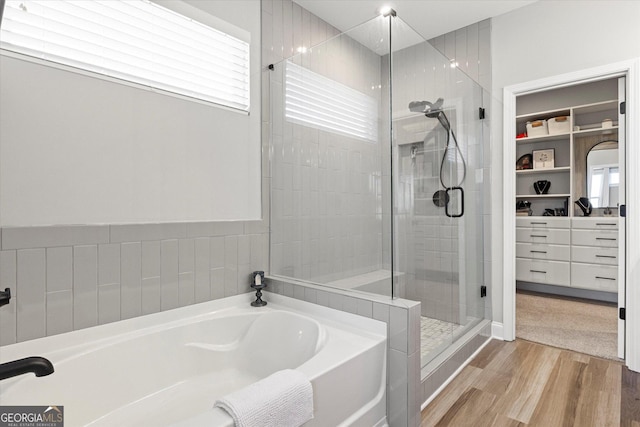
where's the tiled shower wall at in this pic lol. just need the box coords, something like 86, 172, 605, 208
269, 36, 386, 284
0, 222, 268, 345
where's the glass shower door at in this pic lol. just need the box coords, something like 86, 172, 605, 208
390, 17, 486, 367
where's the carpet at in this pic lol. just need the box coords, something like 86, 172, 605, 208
516, 291, 619, 360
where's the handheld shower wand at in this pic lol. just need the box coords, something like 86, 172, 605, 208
408, 98, 467, 189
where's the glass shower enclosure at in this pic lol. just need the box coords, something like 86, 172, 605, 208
268, 13, 487, 370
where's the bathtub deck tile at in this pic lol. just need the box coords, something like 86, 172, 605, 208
179, 239, 195, 274
0, 250, 17, 345
194, 238, 211, 303
160, 240, 179, 311
141, 277, 161, 315
210, 237, 225, 269
210, 268, 225, 300
98, 283, 121, 325
46, 290, 73, 336
224, 265, 238, 297
98, 243, 120, 286
178, 272, 195, 307
121, 242, 142, 320
46, 247, 73, 292
73, 245, 98, 331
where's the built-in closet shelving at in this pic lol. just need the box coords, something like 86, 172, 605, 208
515, 100, 618, 217
514, 86, 622, 295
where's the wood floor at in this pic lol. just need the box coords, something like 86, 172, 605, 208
421, 339, 640, 427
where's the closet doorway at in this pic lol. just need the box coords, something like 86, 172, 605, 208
502, 60, 640, 372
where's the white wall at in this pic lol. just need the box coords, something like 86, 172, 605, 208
0, 0, 261, 226
490, 0, 640, 322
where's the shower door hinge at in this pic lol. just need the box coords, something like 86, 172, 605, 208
620, 307, 626, 320
480, 285, 487, 298
620, 101, 626, 115
479, 107, 486, 120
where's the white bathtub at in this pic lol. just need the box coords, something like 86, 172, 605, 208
0, 293, 387, 427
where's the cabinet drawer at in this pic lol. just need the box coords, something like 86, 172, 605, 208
571, 218, 618, 230
571, 262, 618, 292
571, 229, 618, 247
517, 217, 570, 229
516, 228, 570, 245
516, 258, 570, 286
516, 243, 570, 261
571, 245, 618, 266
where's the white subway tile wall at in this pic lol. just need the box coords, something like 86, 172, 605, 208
0, 221, 269, 345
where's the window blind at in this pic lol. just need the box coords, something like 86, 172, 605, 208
0, 0, 250, 111
285, 60, 378, 142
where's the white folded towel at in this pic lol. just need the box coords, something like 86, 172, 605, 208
214, 369, 314, 427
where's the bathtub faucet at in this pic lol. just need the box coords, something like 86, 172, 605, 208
0, 357, 54, 381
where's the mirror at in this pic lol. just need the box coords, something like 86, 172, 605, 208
586, 140, 619, 209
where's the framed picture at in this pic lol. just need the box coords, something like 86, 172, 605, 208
532, 149, 555, 169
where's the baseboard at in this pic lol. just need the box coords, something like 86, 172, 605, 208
491, 321, 504, 340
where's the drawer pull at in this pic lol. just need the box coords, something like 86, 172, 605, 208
530, 250, 547, 254
595, 255, 616, 259
531, 222, 547, 225
530, 269, 547, 274
595, 276, 616, 281
596, 237, 617, 241
530, 235, 547, 238
596, 223, 617, 226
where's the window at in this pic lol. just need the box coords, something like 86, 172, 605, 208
285, 60, 378, 142
0, 0, 250, 111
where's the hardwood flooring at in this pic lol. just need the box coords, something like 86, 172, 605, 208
421, 339, 640, 427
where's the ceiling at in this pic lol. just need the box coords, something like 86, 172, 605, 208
294, 0, 537, 41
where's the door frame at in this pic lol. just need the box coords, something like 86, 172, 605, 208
502, 59, 640, 371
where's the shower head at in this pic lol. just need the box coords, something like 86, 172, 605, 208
408, 98, 444, 118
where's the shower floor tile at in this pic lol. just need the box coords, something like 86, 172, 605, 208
420, 316, 465, 361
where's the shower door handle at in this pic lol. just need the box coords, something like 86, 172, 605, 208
445, 187, 464, 218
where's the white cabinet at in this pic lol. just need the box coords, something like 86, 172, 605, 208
569, 218, 619, 292
516, 217, 570, 287
516, 217, 620, 293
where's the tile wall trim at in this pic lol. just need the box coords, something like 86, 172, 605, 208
1, 220, 268, 250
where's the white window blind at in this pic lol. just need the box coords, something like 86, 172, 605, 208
0, 0, 250, 111
285, 60, 378, 142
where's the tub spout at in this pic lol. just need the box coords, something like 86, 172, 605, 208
0, 357, 54, 381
